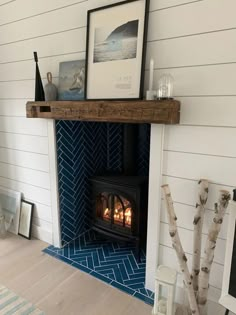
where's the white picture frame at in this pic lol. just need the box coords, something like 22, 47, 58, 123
219, 200, 236, 313
0, 186, 21, 235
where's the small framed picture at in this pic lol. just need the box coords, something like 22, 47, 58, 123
85, 0, 150, 100
58, 60, 85, 100
18, 200, 34, 239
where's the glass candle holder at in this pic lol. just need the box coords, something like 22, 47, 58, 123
158, 74, 174, 99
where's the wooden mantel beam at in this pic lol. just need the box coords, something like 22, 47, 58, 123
26, 99, 180, 124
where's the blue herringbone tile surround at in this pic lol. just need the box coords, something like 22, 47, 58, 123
56, 121, 150, 246
44, 230, 154, 305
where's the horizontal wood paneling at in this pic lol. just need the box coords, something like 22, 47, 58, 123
0, 100, 30, 117
0, 0, 87, 25
146, 64, 236, 97
0, 117, 48, 136
32, 203, 52, 223
0, 132, 49, 154
32, 216, 54, 244
0, 162, 50, 189
178, 96, 236, 127
0, 148, 49, 172
160, 200, 229, 240
0, 0, 201, 33
0, 80, 37, 99
163, 151, 236, 186
2, 0, 235, 46
0, 177, 51, 206
159, 245, 223, 291
162, 176, 233, 212
164, 126, 236, 157
0, 0, 195, 26
160, 222, 226, 265
0, 52, 85, 82
0, 30, 86, 66
32, 224, 53, 244
146, 28, 236, 69
0, 28, 86, 64
149, 0, 202, 11
33, 217, 53, 232
0, 2, 88, 45
148, 0, 236, 41
0, 0, 120, 46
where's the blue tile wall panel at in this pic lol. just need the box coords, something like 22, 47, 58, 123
56, 121, 150, 245
137, 124, 150, 176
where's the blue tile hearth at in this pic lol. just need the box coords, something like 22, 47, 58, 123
43, 230, 154, 305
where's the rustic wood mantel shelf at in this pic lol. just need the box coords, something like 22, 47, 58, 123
26, 99, 180, 124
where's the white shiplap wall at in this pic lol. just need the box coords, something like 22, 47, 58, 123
0, 0, 235, 307
152, 0, 236, 306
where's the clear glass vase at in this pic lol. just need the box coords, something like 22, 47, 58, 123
157, 74, 174, 99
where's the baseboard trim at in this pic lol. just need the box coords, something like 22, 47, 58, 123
32, 224, 53, 244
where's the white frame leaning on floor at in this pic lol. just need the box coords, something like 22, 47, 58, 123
0, 186, 21, 235
219, 200, 236, 313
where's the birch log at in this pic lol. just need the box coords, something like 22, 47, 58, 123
198, 190, 230, 314
192, 180, 209, 292
162, 185, 200, 315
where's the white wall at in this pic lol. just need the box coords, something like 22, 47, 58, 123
0, 0, 235, 309
147, 0, 236, 309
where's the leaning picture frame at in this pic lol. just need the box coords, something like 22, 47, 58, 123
18, 200, 34, 240
58, 59, 86, 100
0, 187, 21, 235
85, 0, 150, 100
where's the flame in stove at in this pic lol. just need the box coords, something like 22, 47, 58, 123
104, 208, 110, 217
102, 206, 132, 227
125, 208, 132, 225
114, 209, 119, 220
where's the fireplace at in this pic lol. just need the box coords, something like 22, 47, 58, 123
91, 175, 148, 260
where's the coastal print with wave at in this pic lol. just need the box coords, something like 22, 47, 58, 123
94, 20, 139, 63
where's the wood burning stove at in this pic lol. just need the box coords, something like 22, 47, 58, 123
91, 176, 148, 260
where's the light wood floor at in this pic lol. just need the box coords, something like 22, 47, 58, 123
0, 234, 152, 315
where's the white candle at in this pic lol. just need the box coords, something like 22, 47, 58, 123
149, 58, 154, 91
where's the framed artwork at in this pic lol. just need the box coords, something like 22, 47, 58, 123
0, 187, 21, 235
85, 0, 150, 100
58, 60, 85, 100
220, 201, 236, 313
18, 200, 34, 239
